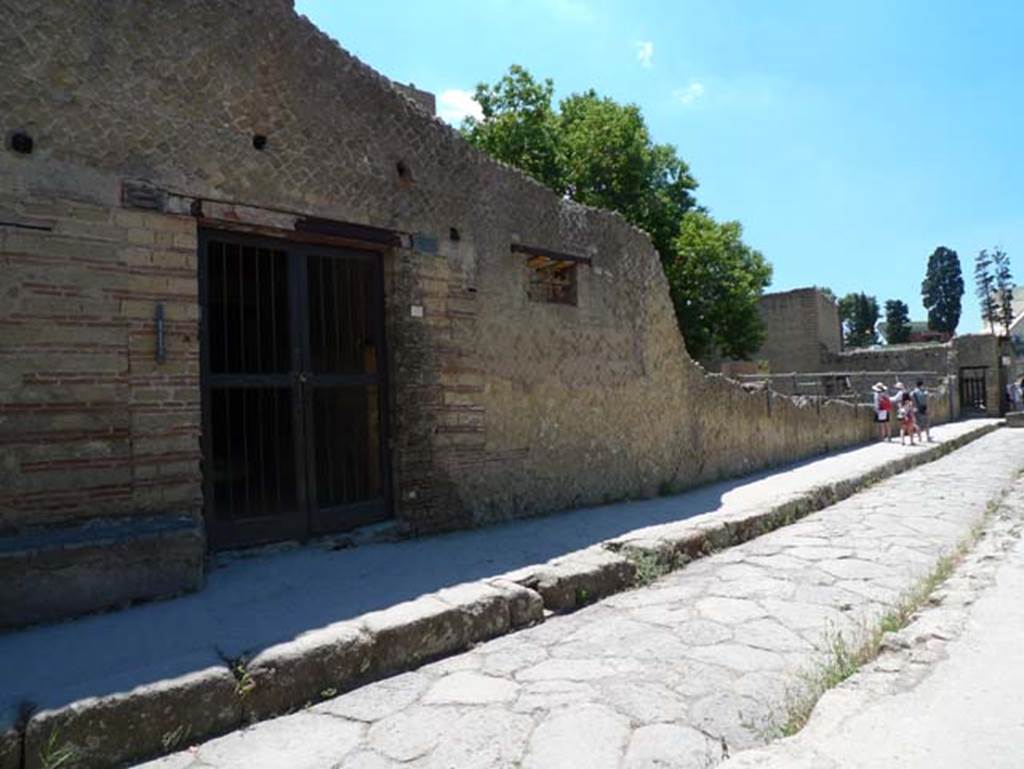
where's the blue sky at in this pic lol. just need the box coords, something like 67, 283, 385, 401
297, 0, 1024, 332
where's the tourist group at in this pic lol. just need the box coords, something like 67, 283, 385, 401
872, 380, 931, 445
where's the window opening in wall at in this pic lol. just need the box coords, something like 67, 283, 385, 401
512, 243, 591, 307
527, 255, 578, 305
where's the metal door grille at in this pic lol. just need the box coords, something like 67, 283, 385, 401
959, 367, 988, 414
200, 230, 390, 550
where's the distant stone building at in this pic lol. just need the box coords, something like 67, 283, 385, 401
734, 288, 1010, 417
752, 288, 842, 373
1, 0, 884, 627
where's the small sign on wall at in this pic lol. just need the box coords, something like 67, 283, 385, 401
410, 305, 424, 318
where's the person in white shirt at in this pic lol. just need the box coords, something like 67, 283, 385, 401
871, 382, 892, 441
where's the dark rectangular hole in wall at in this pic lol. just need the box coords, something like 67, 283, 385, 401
526, 256, 578, 305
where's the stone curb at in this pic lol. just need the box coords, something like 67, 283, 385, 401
0, 421, 1000, 769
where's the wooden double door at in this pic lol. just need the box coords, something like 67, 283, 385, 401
199, 229, 390, 549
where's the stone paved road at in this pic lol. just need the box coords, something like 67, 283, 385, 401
2, 420, 989, 723
721, 482, 1024, 769
141, 429, 1024, 769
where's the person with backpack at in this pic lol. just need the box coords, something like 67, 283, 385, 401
872, 382, 892, 441
911, 380, 931, 442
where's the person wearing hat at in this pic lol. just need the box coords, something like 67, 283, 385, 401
872, 382, 892, 441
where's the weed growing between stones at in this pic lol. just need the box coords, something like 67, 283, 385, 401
622, 548, 682, 588
39, 728, 75, 769
161, 723, 193, 753
220, 652, 256, 699
775, 510, 994, 738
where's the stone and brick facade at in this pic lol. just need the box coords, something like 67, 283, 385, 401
1, 0, 882, 627
739, 288, 1009, 417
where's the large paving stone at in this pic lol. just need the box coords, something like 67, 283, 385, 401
420, 708, 534, 768
421, 671, 518, 705
623, 723, 725, 769
596, 678, 690, 724
195, 712, 363, 769
512, 680, 599, 713
523, 704, 631, 769
516, 657, 643, 682
313, 671, 429, 723
365, 705, 463, 762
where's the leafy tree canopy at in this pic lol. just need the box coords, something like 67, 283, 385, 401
462, 65, 563, 191
838, 292, 880, 348
463, 70, 698, 260
921, 246, 963, 334
462, 65, 768, 361
665, 211, 773, 360
883, 299, 911, 344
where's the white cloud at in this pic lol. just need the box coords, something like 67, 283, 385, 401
674, 82, 706, 106
437, 89, 484, 125
636, 40, 654, 68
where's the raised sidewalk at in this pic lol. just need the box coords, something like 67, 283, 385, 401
0, 419, 1000, 769
144, 426, 1024, 769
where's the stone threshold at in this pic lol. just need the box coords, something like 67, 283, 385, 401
0, 420, 1002, 769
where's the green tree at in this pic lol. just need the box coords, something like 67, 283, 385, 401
464, 71, 698, 261
883, 299, 911, 344
461, 65, 564, 190
921, 246, 964, 335
975, 248, 998, 331
838, 292, 880, 348
665, 211, 773, 360
463, 65, 768, 360
557, 91, 696, 259
992, 247, 1014, 336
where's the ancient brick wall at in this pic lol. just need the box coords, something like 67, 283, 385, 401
825, 343, 956, 381
0, 185, 201, 533
754, 288, 840, 373
955, 334, 1008, 414
1, 0, 880, 562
